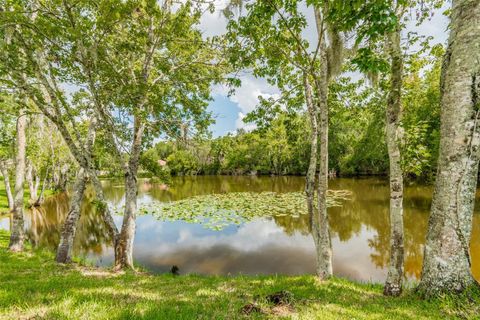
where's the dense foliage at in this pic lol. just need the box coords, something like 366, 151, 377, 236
141, 52, 441, 180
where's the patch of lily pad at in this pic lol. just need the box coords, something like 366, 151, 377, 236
138, 190, 351, 231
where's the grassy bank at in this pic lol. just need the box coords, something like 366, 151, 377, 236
1, 231, 479, 319
0, 180, 55, 213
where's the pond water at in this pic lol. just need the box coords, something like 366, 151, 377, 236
1, 176, 480, 283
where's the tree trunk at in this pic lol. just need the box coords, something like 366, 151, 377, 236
383, 27, 405, 297
418, 0, 480, 297
115, 117, 145, 270
34, 173, 40, 200
56, 118, 96, 263
25, 161, 40, 204
34, 84, 120, 259
313, 67, 333, 279
0, 161, 14, 211
303, 73, 318, 224
34, 167, 49, 206
311, 7, 333, 280
55, 168, 87, 263
9, 109, 27, 252
57, 164, 69, 192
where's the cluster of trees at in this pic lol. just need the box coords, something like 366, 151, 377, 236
0, 0, 225, 270
1, 0, 479, 300
220, 0, 477, 298
0, 97, 74, 210
143, 54, 442, 179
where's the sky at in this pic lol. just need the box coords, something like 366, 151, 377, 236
200, 1, 451, 137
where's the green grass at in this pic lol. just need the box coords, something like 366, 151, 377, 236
1, 230, 479, 319
0, 179, 54, 213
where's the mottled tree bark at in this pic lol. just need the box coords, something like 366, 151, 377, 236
34, 167, 49, 206
313, 53, 333, 279
115, 117, 145, 270
308, 7, 334, 279
419, 0, 480, 296
0, 161, 14, 211
56, 164, 70, 192
32, 83, 120, 259
9, 110, 27, 252
25, 160, 39, 203
303, 73, 318, 224
383, 27, 405, 297
55, 168, 87, 263
55, 118, 97, 263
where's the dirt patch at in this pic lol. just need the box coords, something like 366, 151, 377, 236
240, 303, 262, 315
270, 304, 295, 317
240, 290, 296, 316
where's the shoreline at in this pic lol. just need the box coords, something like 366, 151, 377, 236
1, 230, 479, 319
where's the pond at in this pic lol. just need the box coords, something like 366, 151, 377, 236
1, 176, 480, 283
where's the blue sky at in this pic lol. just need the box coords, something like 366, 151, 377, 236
207, 94, 241, 137
202, 1, 450, 137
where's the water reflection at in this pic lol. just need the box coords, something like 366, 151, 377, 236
22, 188, 113, 259
1, 176, 479, 283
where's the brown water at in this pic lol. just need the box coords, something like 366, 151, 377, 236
1, 176, 479, 283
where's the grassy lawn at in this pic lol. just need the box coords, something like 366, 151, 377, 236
1, 231, 479, 319
0, 179, 54, 213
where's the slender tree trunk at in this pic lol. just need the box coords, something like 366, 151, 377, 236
34, 85, 120, 258
418, 0, 480, 297
34, 167, 49, 206
313, 64, 333, 279
34, 173, 40, 199
55, 168, 87, 263
26, 161, 35, 202
56, 118, 96, 263
25, 161, 39, 204
0, 161, 14, 211
310, 7, 333, 280
57, 164, 69, 191
115, 117, 145, 270
383, 27, 405, 297
304, 73, 318, 223
9, 109, 27, 252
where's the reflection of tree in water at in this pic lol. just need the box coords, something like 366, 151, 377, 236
471, 221, 480, 280
269, 178, 447, 280
100, 180, 126, 207
333, 179, 431, 279
25, 188, 112, 258
138, 176, 306, 202
272, 214, 311, 236
22, 176, 480, 281
328, 179, 480, 280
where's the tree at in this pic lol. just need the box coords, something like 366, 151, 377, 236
0, 95, 16, 212
0, 0, 119, 261
419, 0, 480, 296
74, 0, 225, 270
55, 118, 97, 263
382, 2, 405, 297
8, 103, 27, 252
1, 0, 224, 269
338, 0, 443, 295
227, 0, 355, 278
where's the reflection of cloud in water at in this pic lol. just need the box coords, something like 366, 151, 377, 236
130, 216, 385, 282
3, 177, 455, 283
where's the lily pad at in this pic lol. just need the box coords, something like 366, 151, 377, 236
138, 190, 351, 231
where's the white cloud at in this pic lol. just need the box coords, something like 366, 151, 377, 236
203, 2, 450, 132
198, 0, 229, 37
216, 76, 280, 130
235, 112, 256, 131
